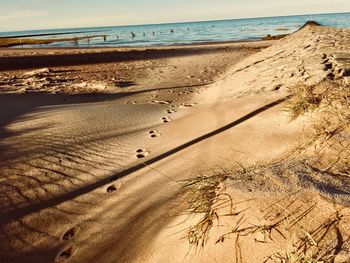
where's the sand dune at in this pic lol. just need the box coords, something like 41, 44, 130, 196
0, 24, 349, 262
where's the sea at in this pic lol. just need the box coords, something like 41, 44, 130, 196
1, 12, 349, 48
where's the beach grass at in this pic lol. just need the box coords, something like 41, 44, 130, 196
287, 81, 350, 175
181, 171, 231, 248
181, 80, 350, 259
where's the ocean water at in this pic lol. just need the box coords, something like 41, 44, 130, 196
1, 12, 350, 48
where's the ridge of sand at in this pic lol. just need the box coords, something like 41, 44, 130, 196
212, 24, 350, 99
0, 24, 349, 263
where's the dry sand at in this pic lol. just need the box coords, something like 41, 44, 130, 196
0, 24, 349, 263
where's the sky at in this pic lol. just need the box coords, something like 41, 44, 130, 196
0, 0, 350, 32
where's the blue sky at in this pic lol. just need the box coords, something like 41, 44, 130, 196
0, 0, 349, 32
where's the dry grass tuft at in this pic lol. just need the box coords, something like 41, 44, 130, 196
180, 162, 261, 249
181, 170, 233, 248
265, 212, 348, 263
285, 85, 322, 120
287, 81, 350, 176
181, 162, 350, 260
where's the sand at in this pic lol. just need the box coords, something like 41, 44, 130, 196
0, 24, 349, 263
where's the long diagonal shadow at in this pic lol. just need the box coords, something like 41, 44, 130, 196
0, 95, 290, 225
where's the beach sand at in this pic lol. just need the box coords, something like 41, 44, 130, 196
0, 23, 349, 263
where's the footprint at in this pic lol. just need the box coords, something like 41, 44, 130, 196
62, 227, 79, 241
107, 181, 123, 193
324, 63, 333, 70
166, 109, 176, 114
149, 130, 161, 138
55, 246, 77, 262
179, 103, 198, 108
151, 100, 171, 105
162, 117, 171, 123
107, 185, 117, 193
136, 149, 150, 159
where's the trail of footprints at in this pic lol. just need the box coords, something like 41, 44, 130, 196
55, 96, 198, 262
125, 98, 198, 160
58, 99, 196, 260
140, 100, 198, 158
56, 181, 123, 261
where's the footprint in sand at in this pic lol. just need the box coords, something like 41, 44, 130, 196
151, 100, 171, 105
149, 130, 161, 138
106, 181, 123, 193
62, 227, 79, 241
162, 117, 172, 123
55, 246, 77, 263
107, 185, 117, 193
136, 149, 150, 159
166, 109, 176, 114
179, 103, 198, 108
